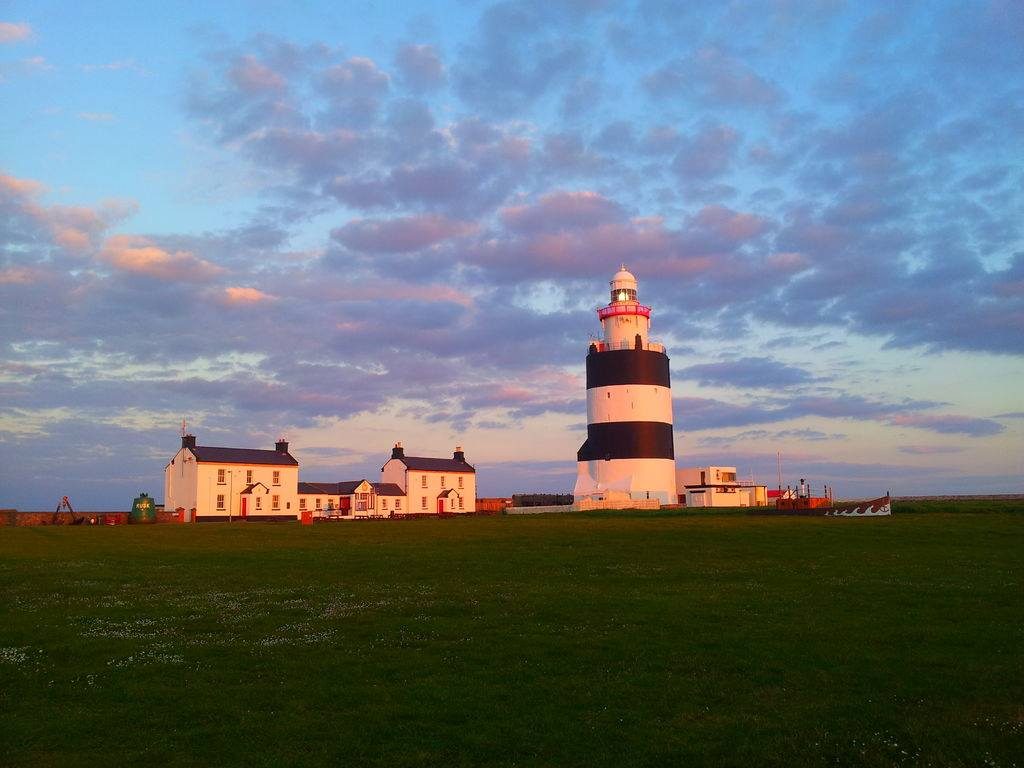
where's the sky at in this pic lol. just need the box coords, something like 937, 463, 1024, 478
1, 0, 1022, 510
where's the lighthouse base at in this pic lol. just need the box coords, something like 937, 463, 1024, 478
573, 458, 677, 505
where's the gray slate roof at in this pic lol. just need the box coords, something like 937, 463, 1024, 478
298, 480, 405, 497
391, 456, 475, 472
190, 446, 298, 466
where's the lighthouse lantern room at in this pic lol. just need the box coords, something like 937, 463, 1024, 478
574, 266, 677, 505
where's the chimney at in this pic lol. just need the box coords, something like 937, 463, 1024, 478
275, 438, 289, 453
182, 434, 196, 450
391, 441, 405, 459
453, 445, 465, 463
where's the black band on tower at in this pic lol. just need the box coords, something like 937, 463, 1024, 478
577, 421, 675, 461
586, 349, 671, 389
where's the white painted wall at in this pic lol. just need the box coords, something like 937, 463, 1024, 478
195, 462, 298, 519
587, 385, 673, 423
164, 448, 198, 514
404, 469, 475, 513
574, 457, 677, 504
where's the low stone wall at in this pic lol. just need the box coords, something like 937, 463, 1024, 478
3, 510, 180, 526
5, 512, 130, 526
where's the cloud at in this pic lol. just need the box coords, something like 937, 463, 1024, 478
221, 286, 273, 305
672, 123, 741, 180
0, 21, 31, 43
887, 413, 1005, 437
1, 171, 137, 253
501, 191, 625, 233
332, 214, 475, 253
98, 235, 225, 281
897, 445, 967, 455
644, 46, 782, 107
676, 357, 816, 389
394, 44, 445, 90
229, 54, 287, 93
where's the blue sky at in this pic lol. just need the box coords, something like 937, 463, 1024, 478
1, 0, 1022, 509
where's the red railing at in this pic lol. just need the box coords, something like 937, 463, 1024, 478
597, 303, 651, 320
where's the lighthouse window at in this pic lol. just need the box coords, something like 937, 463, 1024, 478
610, 288, 636, 303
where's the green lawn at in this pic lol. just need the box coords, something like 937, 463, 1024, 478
1, 504, 1022, 767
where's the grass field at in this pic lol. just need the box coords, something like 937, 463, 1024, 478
1, 502, 1022, 767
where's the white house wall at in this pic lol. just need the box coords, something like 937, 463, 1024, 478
196, 463, 298, 519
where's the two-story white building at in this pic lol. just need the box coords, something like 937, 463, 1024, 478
381, 443, 476, 513
164, 435, 300, 521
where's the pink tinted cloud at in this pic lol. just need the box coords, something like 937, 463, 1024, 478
0, 21, 31, 43
692, 205, 771, 242
501, 190, 625, 233
395, 44, 445, 90
99, 235, 225, 281
221, 286, 273, 305
229, 55, 286, 92
898, 445, 967, 455
322, 56, 389, 96
887, 413, 1004, 437
333, 214, 475, 253
1, 172, 136, 252
0, 266, 43, 284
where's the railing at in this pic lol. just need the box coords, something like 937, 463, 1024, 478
597, 303, 651, 320
588, 339, 665, 353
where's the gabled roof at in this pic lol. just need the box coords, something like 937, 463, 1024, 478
240, 482, 269, 494
389, 456, 475, 472
190, 446, 298, 466
372, 482, 404, 496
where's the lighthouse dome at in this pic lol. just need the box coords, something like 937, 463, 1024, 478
609, 265, 638, 303
611, 265, 636, 287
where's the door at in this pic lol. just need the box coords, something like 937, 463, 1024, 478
240, 496, 247, 519
437, 498, 444, 513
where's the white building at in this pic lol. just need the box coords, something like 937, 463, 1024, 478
297, 480, 405, 518
164, 435, 300, 521
574, 266, 677, 505
676, 466, 767, 508
165, 435, 475, 521
382, 443, 476, 513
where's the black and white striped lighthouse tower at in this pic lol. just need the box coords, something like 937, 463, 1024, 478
573, 266, 676, 504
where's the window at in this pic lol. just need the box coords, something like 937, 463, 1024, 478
458, 476, 463, 489
421, 474, 427, 488
382, 498, 388, 509
421, 496, 427, 510
216, 494, 225, 510
246, 470, 253, 485
255, 496, 262, 510
272, 495, 280, 510
299, 498, 306, 510
315, 498, 322, 510
440, 476, 445, 488
395, 498, 401, 510
272, 470, 280, 486
217, 468, 226, 485
458, 497, 464, 510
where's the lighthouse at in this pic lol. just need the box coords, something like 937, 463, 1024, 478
573, 266, 677, 505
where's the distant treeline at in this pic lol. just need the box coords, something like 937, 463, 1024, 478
512, 493, 573, 507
